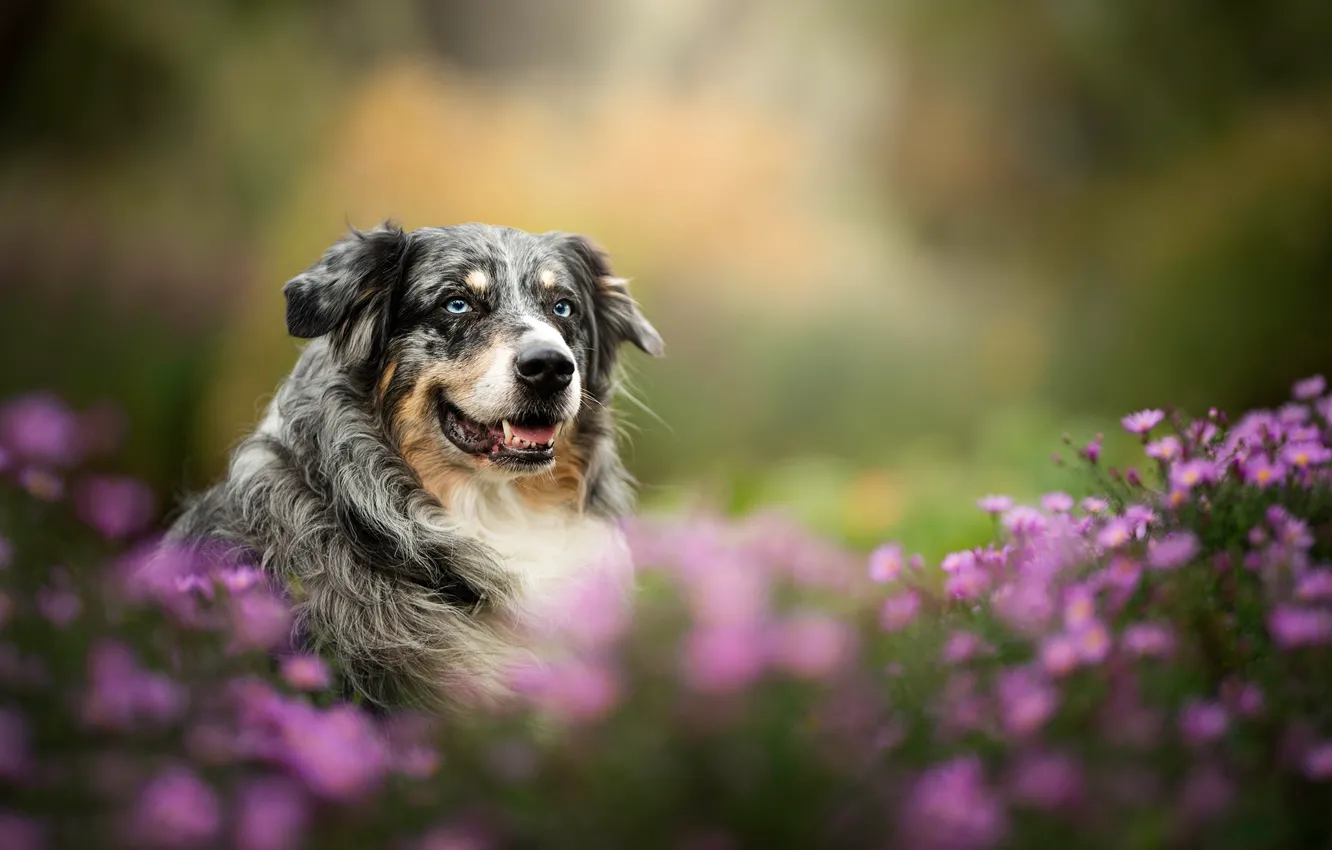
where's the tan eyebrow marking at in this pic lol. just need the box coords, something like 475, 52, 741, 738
465, 269, 488, 291
539, 269, 557, 288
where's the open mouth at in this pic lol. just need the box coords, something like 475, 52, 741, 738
438, 398, 559, 466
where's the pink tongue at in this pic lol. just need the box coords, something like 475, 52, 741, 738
509, 423, 557, 444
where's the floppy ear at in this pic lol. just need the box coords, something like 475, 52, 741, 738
555, 235, 663, 391
282, 222, 410, 363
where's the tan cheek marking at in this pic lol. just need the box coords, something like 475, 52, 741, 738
539, 269, 556, 288
466, 269, 488, 292
377, 359, 398, 403
391, 357, 496, 506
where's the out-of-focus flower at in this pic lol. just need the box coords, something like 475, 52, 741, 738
976, 495, 1013, 515
1039, 634, 1080, 677
1147, 532, 1199, 570
0, 393, 84, 467
1122, 623, 1175, 658
280, 655, 332, 692
133, 767, 221, 848
945, 566, 990, 601
768, 614, 854, 679
0, 707, 30, 782
880, 589, 921, 632
82, 641, 185, 730
1269, 606, 1332, 648
230, 590, 293, 653
0, 537, 12, 570
941, 550, 976, 574
992, 580, 1054, 635
1170, 459, 1217, 491
1293, 374, 1327, 400
1146, 436, 1182, 461
280, 704, 390, 800
1282, 441, 1332, 469
1303, 742, 1332, 781
19, 468, 63, 502
997, 667, 1057, 737
1243, 455, 1286, 489
1083, 437, 1102, 464
1122, 409, 1165, 435
685, 564, 769, 628
1295, 569, 1332, 602
1062, 586, 1096, 630
1074, 621, 1111, 664
941, 631, 991, 665
1080, 497, 1109, 514
236, 778, 307, 850
903, 756, 1007, 850
1179, 700, 1228, 746
1040, 492, 1074, 514
1097, 519, 1133, 549
35, 586, 81, 628
1007, 752, 1082, 810
681, 625, 766, 693
1002, 507, 1047, 536
74, 475, 157, 540
0, 812, 43, 850
1177, 764, 1234, 823
867, 543, 904, 583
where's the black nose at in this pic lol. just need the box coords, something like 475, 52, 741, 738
514, 345, 575, 396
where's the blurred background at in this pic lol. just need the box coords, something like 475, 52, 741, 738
2, 0, 1330, 558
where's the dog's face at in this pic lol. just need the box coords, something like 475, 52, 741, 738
283, 223, 662, 479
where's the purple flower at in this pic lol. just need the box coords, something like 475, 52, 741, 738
1002, 507, 1048, 536
1303, 742, 1332, 781
0, 812, 43, 850
1039, 634, 1079, 677
1145, 436, 1182, 461
1178, 764, 1234, 823
133, 767, 221, 848
1295, 569, 1332, 602
976, 495, 1013, 515
74, 475, 157, 540
941, 550, 977, 574
1075, 621, 1111, 664
0, 708, 31, 782
1243, 454, 1286, 489
82, 641, 185, 730
1083, 437, 1102, 464
1080, 497, 1109, 514
19, 468, 63, 502
230, 590, 293, 652
1293, 374, 1326, 400
903, 756, 1007, 850
1179, 700, 1228, 746
280, 704, 390, 800
1040, 492, 1074, 513
35, 586, 82, 628
1007, 752, 1082, 810
1281, 441, 1332, 469
1147, 532, 1199, 570
991, 581, 1054, 635
1269, 606, 1332, 648
236, 778, 307, 850
280, 655, 333, 692
880, 589, 921, 632
1122, 622, 1175, 658
0, 393, 84, 467
768, 614, 854, 678
945, 566, 991, 601
1122, 409, 1165, 435
942, 631, 991, 665
1062, 586, 1096, 630
1097, 518, 1133, 549
867, 543, 904, 583
0, 537, 12, 570
681, 625, 766, 693
997, 667, 1058, 737
1170, 459, 1217, 491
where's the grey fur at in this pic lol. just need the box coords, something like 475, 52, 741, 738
166, 223, 661, 711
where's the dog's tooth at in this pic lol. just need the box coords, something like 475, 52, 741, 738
502, 420, 513, 442
545, 438, 554, 447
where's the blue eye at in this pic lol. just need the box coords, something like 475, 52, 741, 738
445, 299, 471, 314
552, 299, 574, 318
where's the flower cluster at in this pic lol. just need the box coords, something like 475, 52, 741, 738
0, 376, 1330, 850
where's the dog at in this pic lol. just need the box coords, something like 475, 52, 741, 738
166, 222, 662, 711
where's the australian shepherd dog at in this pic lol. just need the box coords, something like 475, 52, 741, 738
167, 223, 662, 711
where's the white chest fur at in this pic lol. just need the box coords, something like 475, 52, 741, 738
442, 481, 634, 637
